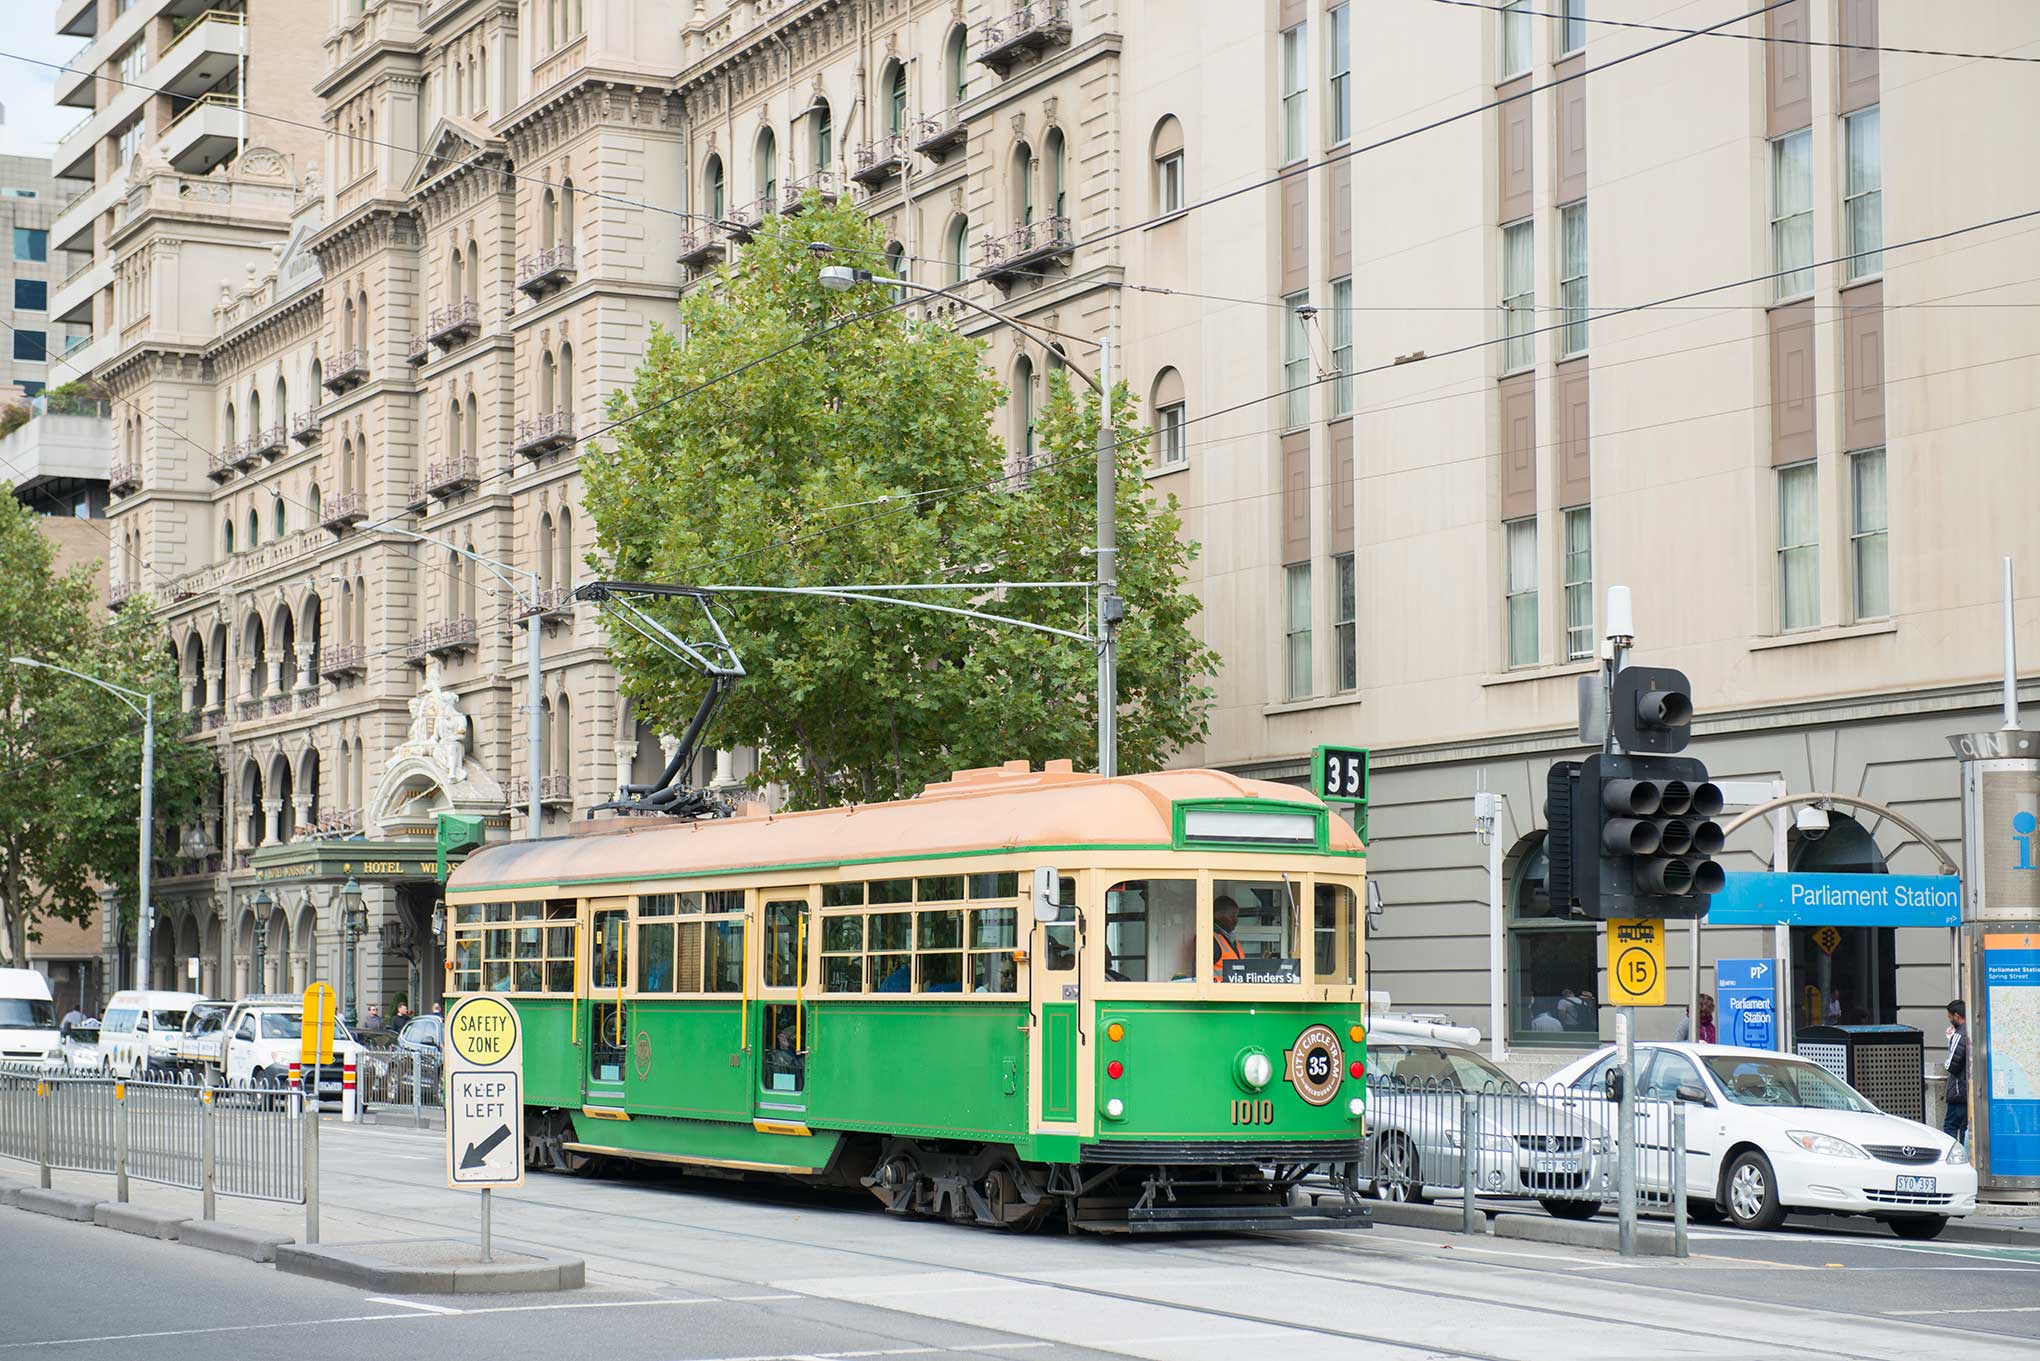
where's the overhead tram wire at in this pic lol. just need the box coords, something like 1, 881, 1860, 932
1423, 0, 2040, 66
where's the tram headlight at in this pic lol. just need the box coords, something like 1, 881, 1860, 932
1104, 1097, 1126, 1120
1239, 1050, 1274, 1091
1347, 1097, 1364, 1118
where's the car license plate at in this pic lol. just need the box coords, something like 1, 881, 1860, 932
1895, 1175, 1937, 1193
1534, 1157, 1581, 1174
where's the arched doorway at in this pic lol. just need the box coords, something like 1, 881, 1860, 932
1787, 812, 1896, 1028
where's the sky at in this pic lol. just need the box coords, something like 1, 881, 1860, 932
0, 4, 88, 162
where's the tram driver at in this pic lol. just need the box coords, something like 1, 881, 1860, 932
1212, 895, 1245, 981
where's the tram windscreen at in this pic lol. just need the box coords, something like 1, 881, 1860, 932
1314, 882, 1360, 986
1211, 879, 1301, 984
1104, 880, 1196, 982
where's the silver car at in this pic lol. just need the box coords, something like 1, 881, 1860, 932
1364, 1041, 1612, 1220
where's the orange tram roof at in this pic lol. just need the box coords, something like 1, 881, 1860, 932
447, 762, 1364, 896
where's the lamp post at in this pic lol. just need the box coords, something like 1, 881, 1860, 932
366, 527, 545, 840
251, 888, 272, 994
10, 657, 156, 988
814, 263, 1122, 776
339, 876, 365, 1025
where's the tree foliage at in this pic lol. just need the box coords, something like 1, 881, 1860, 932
584, 201, 1217, 809
0, 492, 213, 965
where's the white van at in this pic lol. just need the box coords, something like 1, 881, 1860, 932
0, 968, 61, 1068
100, 990, 209, 1078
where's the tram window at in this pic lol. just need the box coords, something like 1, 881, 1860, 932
917, 950, 964, 992
969, 871, 1020, 899
869, 912, 912, 953
1042, 873, 1077, 972
1211, 879, 1301, 984
704, 889, 744, 914
591, 910, 629, 990
516, 902, 542, 921
872, 953, 912, 992
972, 952, 1017, 993
453, 936, 481, 992
703, 919, 744, 992
763, 1002, 805, 1092
515, 925, 543, 992
639, 893, 677, 917
484, 929, 513, 990
1314, 882, 1360, 986
638, 921, 675, 992
868, 878, 913, 905
822, 883, 864, 908
764, 900, 809, 988
485, 902, 512, 922
673, 921, 703, 991
971, 906, 1016, 950
824, 954, 865, 992
1103, 879, 1196, 983
822, 916, 863, 952
545, 926, 574, 992
455, 903, 481, 924
918, 909, 963, 950
917, 875, 965, 902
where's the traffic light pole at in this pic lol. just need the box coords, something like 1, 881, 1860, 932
1604, 589, 1638, 1259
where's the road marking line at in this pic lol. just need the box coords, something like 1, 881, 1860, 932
723, 1294, 805, 1302
364, 1297, 463, 1315
1885, 1305, 2040, 1316
0, 1313, 422, 1351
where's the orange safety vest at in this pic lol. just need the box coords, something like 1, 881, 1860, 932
1212, 930, 1244, 981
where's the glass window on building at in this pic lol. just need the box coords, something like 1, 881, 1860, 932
1561, 0, 1588, 55
1280, 24, 1308, 164
1330, 276, 1354, 414
14, 279, 47, 312
1851, 448, 1888, 620
1499, 0, 1532, 79
1559, 201, 1588, 358
1844, 107, 1882, 281
11, 330, 45, 362
1771, 129, 1814, 300
1788, 813, 1897, 1029
1327, 5, 1351, 145
12, 228, 46, 262
1282, 292, 1311, 428
1509, 833, 1600, 1042
1501, 220, 1534, 371
1156, 401, 1185, 467
1778, 461, 1819, 630
1285, 562, 1312, 700
1504, 516, 1538, 667
1563, 506, 1593, 660
1334, 552, 1357, 691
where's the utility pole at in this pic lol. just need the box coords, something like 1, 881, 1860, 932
1603, 585, 1638, 1259
1095, 336, 1120, 778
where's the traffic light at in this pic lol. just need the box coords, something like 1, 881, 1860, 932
1544, 670, 1726, 921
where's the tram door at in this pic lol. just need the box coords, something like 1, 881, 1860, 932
1029, 873, 1081, 1127
585, 898, 630, 1106
755, 894, 812, 1122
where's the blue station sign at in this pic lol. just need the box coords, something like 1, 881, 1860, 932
1707, 872, 1963, 927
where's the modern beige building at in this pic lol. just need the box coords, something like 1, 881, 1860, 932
76, 0, 2040, 1060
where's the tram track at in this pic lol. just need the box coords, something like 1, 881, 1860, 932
313, 1145, 2000, 1361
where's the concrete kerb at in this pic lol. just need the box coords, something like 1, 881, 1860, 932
15, 1187, 102, 1222
177, 1219, 296, 1263
1365, 1199, 1488, 1234
1491, 1210, 1681, 1256
93, 1201, 189, 1241
275, 1239, 586, 1295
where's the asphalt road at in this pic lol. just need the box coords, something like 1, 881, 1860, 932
4, 1120, 2038, 1361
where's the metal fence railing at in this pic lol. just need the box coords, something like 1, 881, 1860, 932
1359, 1075, 1688, 1247
355, 1048, 443, 1119
0, 1064, 305, 1210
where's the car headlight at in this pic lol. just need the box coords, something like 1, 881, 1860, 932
1445, 1127, 1514, 1151
1946, 1141, 1970, 1166
1786, 1130, 1869, 1159
1590, 1137, 1610, 1155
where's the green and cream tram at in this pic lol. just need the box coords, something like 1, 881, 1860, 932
445, 761, 1369, 1231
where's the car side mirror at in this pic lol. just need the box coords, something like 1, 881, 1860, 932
1675, 1083, 1711, 1105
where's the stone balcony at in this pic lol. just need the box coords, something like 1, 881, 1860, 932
318, 643, 367, 679
514, 410, 576, 459
320, 490, 367, 533
427, 298, 481, 351
782, 170, 845, 214
911, 106, 966, 159
206, 449, 236, 482
109, 462, 142, 497
406, 618, 478, 665
677, 225, 727, 270
425, 453, 481, 499
517, 244, 576, 298
852, 133, 911, 186
250, 424, 287, 460
323, 348, 369, 393
975, 0, 1071, 72
231, 439, 262, 471
509, 774, 575, 810
978, 214, 1076, 283
518, 584, 577, 622
290, 410, 323, 445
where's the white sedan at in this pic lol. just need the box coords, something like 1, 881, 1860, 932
1548, 1042, 1975, 1239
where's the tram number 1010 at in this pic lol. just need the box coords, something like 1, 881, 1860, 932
1229, 1099, 1277, 1126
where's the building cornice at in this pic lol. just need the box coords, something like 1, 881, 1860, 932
305, 199, 423, 271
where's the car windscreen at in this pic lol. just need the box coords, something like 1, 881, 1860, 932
1368, 1044, 1519, 1092
150, 1010, 189, 1030
0, 998, 55, 1029
259, 1013, 355, 1041
101, 1007, 140, 1034
1703, 1056, 1874, 1112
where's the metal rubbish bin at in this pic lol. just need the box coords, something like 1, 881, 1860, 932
1794, 1025, 1925, 1121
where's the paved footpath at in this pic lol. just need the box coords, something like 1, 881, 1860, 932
4, 1118, 2038, 1361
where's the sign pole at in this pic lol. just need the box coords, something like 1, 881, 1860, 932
481, 1187, 492, 1263
445, 992, 524, 1262
1617, 1006, 1636, 1257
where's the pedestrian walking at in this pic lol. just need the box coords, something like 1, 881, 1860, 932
1942, 999, 1970, 1144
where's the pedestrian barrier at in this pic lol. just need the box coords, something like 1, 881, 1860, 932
1360, 1074, 1688, 1248
0, 1063, 305, 1209
355, 1048, 443, 1120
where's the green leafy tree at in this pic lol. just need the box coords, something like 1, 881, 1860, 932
0, 492, 213, 966
584, 200, 1217, 808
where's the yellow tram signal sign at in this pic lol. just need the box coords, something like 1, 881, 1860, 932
1606, 918, 1666, 1007
301, 982, 338, 1066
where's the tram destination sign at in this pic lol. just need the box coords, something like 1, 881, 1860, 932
445, 992, 524, 1191
1312, 745, 1370, 805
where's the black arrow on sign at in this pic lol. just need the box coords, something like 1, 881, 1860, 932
460, 1124, 512, 1170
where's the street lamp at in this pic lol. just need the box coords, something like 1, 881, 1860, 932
251, 887, 272, 994
10, 656, 157, 988
338, 876, 365, 1025
814, 262, 1124, 776
363, 526, 544, 841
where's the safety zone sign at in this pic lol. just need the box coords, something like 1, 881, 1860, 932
445, 992, 524, 1190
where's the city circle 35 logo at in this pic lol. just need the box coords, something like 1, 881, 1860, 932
1284, 1024, 1345, 1106
632, 1029, 653, 1081
2014, 809, 2038, 870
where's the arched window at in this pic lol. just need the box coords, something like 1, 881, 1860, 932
465, 239, 479, 304
248, 388, 262, 434
448, 399, 463, 464
704, 155, 724, 219
445, 548, 461, 619
451, 245, 468, 311
463, 540, 479, 620
308, 483, 321, 522
559, 177, 575, 242
1045, 128, 1066, 220
554, 692, 573, 790
272, 495, 286, 538
352, 735, 365, 809
223, 518, 234, 557
540, 349, 557, 412
309, 356, 323, 394
339, 580, 352, 647
945, 24, 968, 106
538, 511, 556, 590
948, 215, 969, 285
1152, 115, 1186, 215
339, 436, 353, 494
274, 375, 288, 426
342, 297, 356, 352
1012, 141, 1034, 225
1150, 366, 1187, 469
357, 290, 370, 354
812, 99, 832, 172
556, 505, 573, 586
223, 401, 237, 448
884, 240, 907, 301
476, 46, 487, 110
558, 343, 575, 415
1505, 829, 1599, 1044
246, 507, 260, 549
888, 64, 908, 134
541, 187, 557, 249
464, 391, 478, 458
1012, 356, 1035, 462
756, 128, 778, 209
539, 697, 555, 776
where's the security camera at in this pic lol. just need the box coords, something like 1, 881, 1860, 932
1795, 804, 1830, 841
